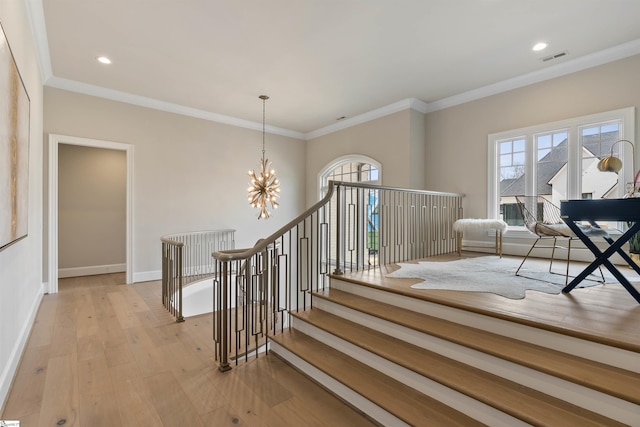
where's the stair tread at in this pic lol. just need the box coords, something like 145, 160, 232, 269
292, 308, 627, 427
270, 328, 486, 427
314, 287, 640, 405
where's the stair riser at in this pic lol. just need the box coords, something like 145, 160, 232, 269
311, 298, 640, 425
290, 316, 528, 427
268, 341, 411, 427
331, 279, 640, 373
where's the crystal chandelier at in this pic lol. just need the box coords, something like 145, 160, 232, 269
247, 95, 280, 219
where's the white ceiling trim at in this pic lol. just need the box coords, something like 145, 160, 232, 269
46, 76, 306, 140
25, 0, 52, 82
426, 38, 640, 113
304, 98, 429, 140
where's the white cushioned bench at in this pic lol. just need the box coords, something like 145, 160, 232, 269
453, 219, 508, 257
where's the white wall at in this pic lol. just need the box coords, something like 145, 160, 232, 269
44, 87, 306, 283
58, 144, 126, 276
0, 1, 44, 411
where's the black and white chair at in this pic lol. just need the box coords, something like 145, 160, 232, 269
515, 195, 606, 285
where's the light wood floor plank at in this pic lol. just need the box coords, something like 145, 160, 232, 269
1, 344, 50, 419
77, 354, 123, 427
109, 362, 164, 427
38, 352, 80, 426
2, 273, 375, 426
144, 371, 206, 427
26, 297, 57, 349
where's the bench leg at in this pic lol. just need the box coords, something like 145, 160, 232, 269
456, 232, 462, 256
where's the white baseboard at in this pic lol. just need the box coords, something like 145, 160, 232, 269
0, 285, 44, 412
58, 263, 126, 278
133, 270, 162, 283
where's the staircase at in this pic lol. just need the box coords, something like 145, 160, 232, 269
268, 276, 640, 426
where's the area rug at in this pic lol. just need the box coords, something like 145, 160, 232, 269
385, 256, 627, 299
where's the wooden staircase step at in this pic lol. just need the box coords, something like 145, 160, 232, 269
313, 288, 640, 406
269, 328, 485, 427
292, 308, 626, 427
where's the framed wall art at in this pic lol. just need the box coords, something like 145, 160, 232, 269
0, 20, 30, 251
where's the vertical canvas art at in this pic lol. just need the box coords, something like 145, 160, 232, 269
0, 21, 30, 250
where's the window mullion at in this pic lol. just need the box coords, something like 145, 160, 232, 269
526, 135, 536, 197
567, 127, 580, 200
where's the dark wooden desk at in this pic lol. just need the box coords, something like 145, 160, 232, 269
560, 198, 640, 303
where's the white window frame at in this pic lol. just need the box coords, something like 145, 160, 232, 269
488, 107, 636, 222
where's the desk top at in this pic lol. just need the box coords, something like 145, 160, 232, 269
560, 198, 640, 221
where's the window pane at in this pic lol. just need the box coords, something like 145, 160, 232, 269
500, 141, 512, 153
512, 152, 525, 165
499, 138, 526, 224
580, 121, 620, 211
536, 131, 568, 204
513, 139, 525, 152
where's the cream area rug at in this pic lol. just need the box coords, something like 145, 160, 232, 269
385, 256, 627, 299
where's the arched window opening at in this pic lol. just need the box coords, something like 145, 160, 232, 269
319, 156, 382, 267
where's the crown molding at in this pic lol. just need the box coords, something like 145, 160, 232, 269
426, 38, 640, 113
25, 0, 52, 82
304, 98, 429, 140
46, 76, 305, 139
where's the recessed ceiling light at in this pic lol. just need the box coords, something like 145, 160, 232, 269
96, 56, 112, 64
532, 42, 548, 52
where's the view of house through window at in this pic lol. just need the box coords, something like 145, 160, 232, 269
489, 108, 634, 231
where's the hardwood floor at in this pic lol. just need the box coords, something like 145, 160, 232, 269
4, 254, 639, 426
1, 274, 376, 427
340, 253, 640, 352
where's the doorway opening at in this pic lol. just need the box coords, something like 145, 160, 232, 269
48, 134, 134, 293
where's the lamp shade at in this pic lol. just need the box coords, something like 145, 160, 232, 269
597, 156, 623, 173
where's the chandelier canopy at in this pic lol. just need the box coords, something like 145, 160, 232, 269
247, 95, 280, 219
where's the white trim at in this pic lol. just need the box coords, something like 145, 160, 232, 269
133, 270, 162, 283
58, 263, 126, 279
0, 287, 43, 410
45, 76, 305, 140
48, 134, 134, 293
426, 38, 640, 113
24, 0, 53, 82
306, 98, 429, 140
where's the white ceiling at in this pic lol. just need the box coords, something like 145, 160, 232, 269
29, 0, 640, 138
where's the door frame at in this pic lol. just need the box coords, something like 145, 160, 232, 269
48, 134, 134, 293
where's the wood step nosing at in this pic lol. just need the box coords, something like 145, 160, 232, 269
329, 280, 640, 374
295, 308, 640, 426
290, 317, 532, 427
314, 289, 640, 405
268, 340, 412, 427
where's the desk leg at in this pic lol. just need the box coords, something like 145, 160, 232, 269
562, 221, 640, 303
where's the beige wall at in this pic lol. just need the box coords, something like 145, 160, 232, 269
0, 1, 44, 409
58, 144, 126, 273
44, 88, 306, 281
305, 109, 420, 205
424, 54, 640, 218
